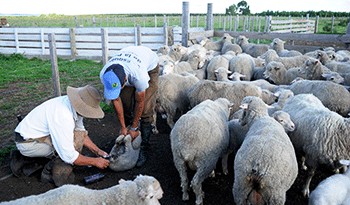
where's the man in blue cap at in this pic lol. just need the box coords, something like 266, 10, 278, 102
100, 45, 159, 167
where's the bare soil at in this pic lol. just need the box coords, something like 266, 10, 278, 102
0, 111, 332, 204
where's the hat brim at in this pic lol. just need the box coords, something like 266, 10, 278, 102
67, 86, 104, 119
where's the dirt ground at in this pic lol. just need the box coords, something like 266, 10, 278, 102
0, 111, 333, 205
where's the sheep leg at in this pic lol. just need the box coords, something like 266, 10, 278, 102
302, 167, 315, 198
173, 158, 189, 201
191, 165, 215, 205
221, 153, 229, 175
301, 156, 308, 170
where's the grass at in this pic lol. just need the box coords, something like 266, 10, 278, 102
0, 54, 109, 163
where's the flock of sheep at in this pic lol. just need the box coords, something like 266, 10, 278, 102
2, 33, 350, 205
155, 33, 350, 205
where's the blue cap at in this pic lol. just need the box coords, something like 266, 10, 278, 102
102, 64, 125, 100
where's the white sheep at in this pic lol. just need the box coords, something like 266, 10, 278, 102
205, 55, 230, 80
156, 45, 170, 56
263, 61, 305, 85
297, 58, 331, 80
170, 98, 233, 205
316, 50, 350, 74
267, 89, 294, 115
233, 96, 298, 205
228, 53, 256, 81
260, 49, 309, 70
270, 38, 302, 57
0, 175, 163, 205
288, 79, 350, 117
282, 93, 350, 197
214, 67, 232, 81
187, 80, 277, 113
309, 159, 350, 205
155, 72, 199, 128
202, 33, 234, 52
236, 35, 269, 58
108, 134, 141, 172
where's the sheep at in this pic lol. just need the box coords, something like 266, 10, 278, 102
287, 79, 350, 117
260, 49, 310, 70
205, 55, 229, 80
202, 33, 235, 52
233, 96, 298, 205
316, 50, 350, 74
263, 61, 305, 85
108, 134, 141, 172
156, 45, 170, 56
268, 89, 294, 115
221, 38, 242, 55
282, 93, 350, 197
187, 80, 277, 113
297, 58, 331, 80
229, 110, 295, 155
214, 67, 232, 81
0, 175, 163, 205
236, 35, 269, 58
170, 98, 233, 205
321, 71, 345, 84
309, 159, 350, 205
155, 72, 200, 128
270, 38, 302, 57
228, 53, 256, 81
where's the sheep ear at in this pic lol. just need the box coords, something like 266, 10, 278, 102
339, 159, 350, 166
119, 179, 126, 183
239, 103, 248, 109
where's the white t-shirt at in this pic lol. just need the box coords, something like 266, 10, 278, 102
100, 46, 159, 92
15, 96, 84, 164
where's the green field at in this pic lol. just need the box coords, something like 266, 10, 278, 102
2, 14, 349, 34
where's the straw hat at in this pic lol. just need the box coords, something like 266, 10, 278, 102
67, 85, 104, 119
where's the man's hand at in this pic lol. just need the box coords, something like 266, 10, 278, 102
94, 157, 110, 169
128, 129, 140, 141
120, 127, 128, 136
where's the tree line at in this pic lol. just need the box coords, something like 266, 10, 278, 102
226, 0, 350, 17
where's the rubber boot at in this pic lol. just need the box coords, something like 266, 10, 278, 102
136, 122, 152, 167
10, 150, 37, 177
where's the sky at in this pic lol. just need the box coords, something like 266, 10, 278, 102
1, 0, 349, 15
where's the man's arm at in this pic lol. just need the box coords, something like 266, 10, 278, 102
73, 154, 109, 169
129, 90, 145, 139
83, 135, 108, 157
112, 97, 128, 135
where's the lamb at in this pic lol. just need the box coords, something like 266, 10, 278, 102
187, 80, 277, 113
309, 159, 350, 205
263, 61, 305, 85
170, 98, 233, 205
108, 134, 141, 172
214, 67, 232, 81
233, 96, 298, 205
260, 49, 309, 70
228, 53, 255, 81
268, 89, 294, 115
202, 33, 235, 52
282, 93, 350, 197
316, 50, 350, 74
270, 38, 302, 57
155, 72, 199, 128
236, 35, 269, 58
321, 71, 345, 84
205, 55, 229, 80
0, 175, 163, 205
297, 58, 331, 80
156, 45, 170, 56
287, 79, 350, 117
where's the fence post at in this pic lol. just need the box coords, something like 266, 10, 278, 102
163, 22, 168, 45
48, 33, 61, 97
154, 15, 157, 28
136, 25, 141, 46
331, 16, 335, 33
69, 28, 77, 59
101, 28, 109, 65
14, 28, 19, 53
314, 16, 319, 33
182, 1, 189, 47
206, 3, 213, 31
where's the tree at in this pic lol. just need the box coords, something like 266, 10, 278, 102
225, 4, 237, 15
237, 0, 251, 15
